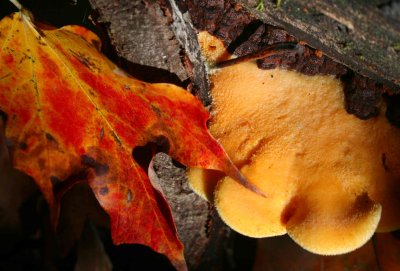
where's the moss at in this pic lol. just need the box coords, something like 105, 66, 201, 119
256, 0, 264, 11
392, 42, 400, 52
276, 0, 282, 9
256, 0, 283, 11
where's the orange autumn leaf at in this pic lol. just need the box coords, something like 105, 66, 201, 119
0, 9, 252, 270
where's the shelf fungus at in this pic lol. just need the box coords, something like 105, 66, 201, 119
188, 32, 400, 255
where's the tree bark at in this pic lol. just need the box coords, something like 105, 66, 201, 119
236, 0, 400, 92
89, 0, 188, 82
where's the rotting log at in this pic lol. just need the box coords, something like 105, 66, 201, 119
177, 0, 400, 122
236, 0, 400, 91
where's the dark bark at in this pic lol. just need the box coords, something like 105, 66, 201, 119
151, 153, 210, 270
168, 0, 212, 105
237, 0, 400, 92
88, 0, 188, 82
180, 0, 399, 122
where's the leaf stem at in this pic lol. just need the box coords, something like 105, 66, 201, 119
9, 0, 22, 10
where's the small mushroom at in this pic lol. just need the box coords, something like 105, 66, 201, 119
188, 31, 400, 254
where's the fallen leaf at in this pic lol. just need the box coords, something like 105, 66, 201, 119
0, 9, 249, 270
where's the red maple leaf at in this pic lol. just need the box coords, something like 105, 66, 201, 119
0, 9, 256, 270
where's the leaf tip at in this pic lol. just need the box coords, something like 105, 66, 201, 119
235, 170, 266, 198
224, 161, 266, 198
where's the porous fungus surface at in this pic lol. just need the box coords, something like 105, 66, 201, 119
188, 31, 400, 255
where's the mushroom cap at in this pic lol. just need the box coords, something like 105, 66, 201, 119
188, 31, 400, 254
284, 178, 382, 255
197, 31, 231, 64
187, 168, 222, 201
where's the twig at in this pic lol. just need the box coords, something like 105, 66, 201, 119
216, 42, 299, 68
9, 0, 22, 10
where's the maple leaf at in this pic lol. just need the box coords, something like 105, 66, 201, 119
0, 8, 257, 270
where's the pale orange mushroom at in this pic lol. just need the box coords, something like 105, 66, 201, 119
187, 31, 400, 255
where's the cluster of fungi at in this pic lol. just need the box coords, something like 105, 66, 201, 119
185, 1, 400, 255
